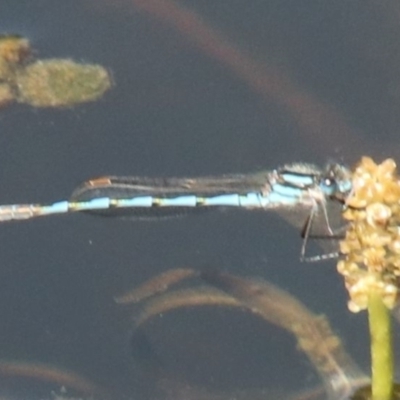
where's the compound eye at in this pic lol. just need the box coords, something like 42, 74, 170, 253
321, 176, 338, 195
324, 177, 335, 187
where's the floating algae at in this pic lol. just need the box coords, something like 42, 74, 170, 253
0, 34, 30, 103
0, 34, 111, 108
16, 59, 111, 107
0, 83, 14, 107
0, 34, 30, 64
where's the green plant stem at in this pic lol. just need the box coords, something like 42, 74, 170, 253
368, 289, 394, 400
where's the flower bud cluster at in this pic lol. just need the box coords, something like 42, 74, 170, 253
338, 157, 400, 312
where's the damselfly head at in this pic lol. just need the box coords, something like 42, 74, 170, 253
320, 163, 352, 201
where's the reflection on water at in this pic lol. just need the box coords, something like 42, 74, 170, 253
0, 360, 106, 400
121, 268, 369, 399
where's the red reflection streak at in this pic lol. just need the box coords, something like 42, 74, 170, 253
102, 0, 369, 158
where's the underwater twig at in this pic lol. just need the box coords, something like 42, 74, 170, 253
124, 268, 367, 399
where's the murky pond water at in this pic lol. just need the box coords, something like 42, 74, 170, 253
0, 2, 400, 399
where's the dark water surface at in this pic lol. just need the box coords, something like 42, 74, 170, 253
0, 1, 400, 399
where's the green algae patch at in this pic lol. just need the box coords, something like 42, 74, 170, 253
0, 34, 30, 64
16, 59, 111, 107
0, 34, 112, 108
